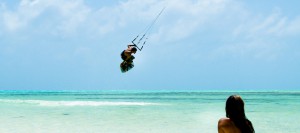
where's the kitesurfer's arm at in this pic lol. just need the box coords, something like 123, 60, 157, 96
128, 44, 136, 48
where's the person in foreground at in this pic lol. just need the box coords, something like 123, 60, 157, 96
120, 44, 137, 73
218, 95, 255, 133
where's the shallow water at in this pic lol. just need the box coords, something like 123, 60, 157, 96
0, 90, 299, 133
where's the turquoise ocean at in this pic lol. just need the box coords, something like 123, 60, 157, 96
0, 90, 299, 133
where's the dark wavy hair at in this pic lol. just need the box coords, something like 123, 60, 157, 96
131, 47, 137, 52
226, 95, 255, 133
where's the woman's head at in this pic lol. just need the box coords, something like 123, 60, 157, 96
225, 95, 255, 133
131, 47, 137, 53
226, 95, 246, 119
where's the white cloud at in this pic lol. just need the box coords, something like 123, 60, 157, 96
0, 0, 231, 38
54, 0, 91, 35
284, 17, 300, 36
0, 0, 91, 35
1, 0, 299, 45
233, 9, 300, 38
208, 6, 300, 60
2, 0, 46, 32
150, 0, 230, 43
0, 0, 167, 37
3, 11, 23, 31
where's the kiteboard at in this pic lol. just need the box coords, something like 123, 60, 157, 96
120, 56, 135, 73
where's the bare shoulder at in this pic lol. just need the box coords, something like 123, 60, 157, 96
218, 118, 241, 133
218, 118, 230, 133
218, 118, 231, 126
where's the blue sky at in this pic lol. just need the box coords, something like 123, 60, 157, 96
0, 0, 300, 90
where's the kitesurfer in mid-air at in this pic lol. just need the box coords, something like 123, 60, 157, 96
119, 7, 165, 73
120, 44, 137, 73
